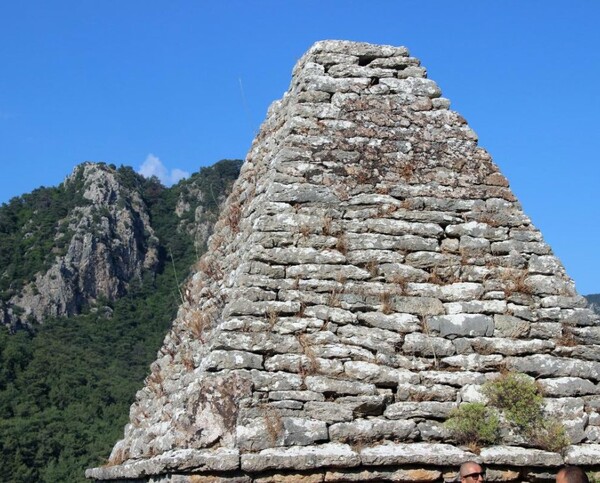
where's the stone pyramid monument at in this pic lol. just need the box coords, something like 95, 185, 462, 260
87, 41, 600, 482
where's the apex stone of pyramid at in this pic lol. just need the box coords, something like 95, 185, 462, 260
87, 40, 600, 482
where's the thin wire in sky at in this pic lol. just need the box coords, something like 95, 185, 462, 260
238, 78, 257, 139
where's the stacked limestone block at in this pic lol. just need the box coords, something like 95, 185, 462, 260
87, 41, 600, 482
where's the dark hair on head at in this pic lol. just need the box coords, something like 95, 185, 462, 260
558, 466, 589, 483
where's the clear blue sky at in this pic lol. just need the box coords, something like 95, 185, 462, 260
1, 1, 598, 295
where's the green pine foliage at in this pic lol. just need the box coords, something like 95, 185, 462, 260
0, 274, 178, 482
586, 293, 600, 315
0, 159, 242, 482
585, 294, 600, 304
0, 171, 88, 301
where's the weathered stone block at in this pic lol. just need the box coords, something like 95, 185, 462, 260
417, 420, 450, 441
442, 354, 503, 371
214, 332, 302, 354
420, 370, 486, 387
330, 418, 417, 443
446, 221, 507, 240
396, 383, 457, 402
506, 355, 600, 381
438, 283, 485, 302
336, 395, 391, 417
201, 350, 263, 371
325, 467, 441, 482
390, 296, 444, 316
379, 78, 442, 98
304, 402, 355, 423
344, 361, 418, 386
337, 324, 402, 353
529, 255, 562, 275
241, 443, 360, 472
427, 314, 493, 337
538, 377, 599, 397
304, 376, 377, 396
358, 312, 420, 333
359, 442, 474, 466
251, 370, 304, 392
269, 391, 325, 402
311, 343, 376, 361
384, 401, 456, 419
264, 354, 343, 376
479, 446, 562, 466
563, 444, 600, 465
444, 300, 506, 315
287, 263, 370, 281
85, 449, 241, 480
402, 333, 455, 357
303, 305, 357, 325
471, 338, 553, 356
493, 314, 530, 338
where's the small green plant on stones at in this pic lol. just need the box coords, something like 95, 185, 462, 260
445, 402, 501, 449
483, 372, 570, 452
446, 372, 570, 453
530, 418, 571, 453
483, 371, 542, 430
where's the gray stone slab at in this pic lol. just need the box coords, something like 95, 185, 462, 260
85, 448, 240, 480
241, 443, 360, 472
359, 442, 475, 466
384, 401, 456, 419
329, 419, 417, 443
480, 446, 562, 466
564, 444, 600, 464
427, 314, 493, 337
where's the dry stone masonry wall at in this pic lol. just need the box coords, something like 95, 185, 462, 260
87, 41, 600, 482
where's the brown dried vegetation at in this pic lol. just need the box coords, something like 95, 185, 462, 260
188, 308, 216, 343
336, 233, 348, 255
501, 269, 533, 297
380, 291, 393, 315
322, 215, 334, 236
262, 405, 284, 446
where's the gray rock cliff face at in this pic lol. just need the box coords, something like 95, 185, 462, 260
1, 161, 239, 329
0, 163, 159, 327
87, 41, 600, 482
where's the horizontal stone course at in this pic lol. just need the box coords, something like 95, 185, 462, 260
241, 443, 360, 472
85, 448, 240, 480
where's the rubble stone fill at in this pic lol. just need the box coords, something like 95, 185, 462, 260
87, 40, 600, 482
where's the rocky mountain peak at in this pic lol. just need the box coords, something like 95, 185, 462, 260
0, 162, 158, 328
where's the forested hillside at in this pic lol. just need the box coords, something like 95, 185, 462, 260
0, 159, 241, 482
586, 294, 600, 315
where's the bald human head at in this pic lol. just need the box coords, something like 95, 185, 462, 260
460, 461, 485, 482
556, 466, 589, 483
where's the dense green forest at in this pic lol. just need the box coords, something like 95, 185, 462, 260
0, 159, 242, 482
587, 293, 600, 306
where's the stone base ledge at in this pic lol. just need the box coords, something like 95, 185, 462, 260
241, 443, 360, 472
240, 443, 478, 473
359, 443, 474, 466
480, 446, 563, 466
85, 444, 600, 480
85, 448, 240, 480
564, 444, 600, 465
